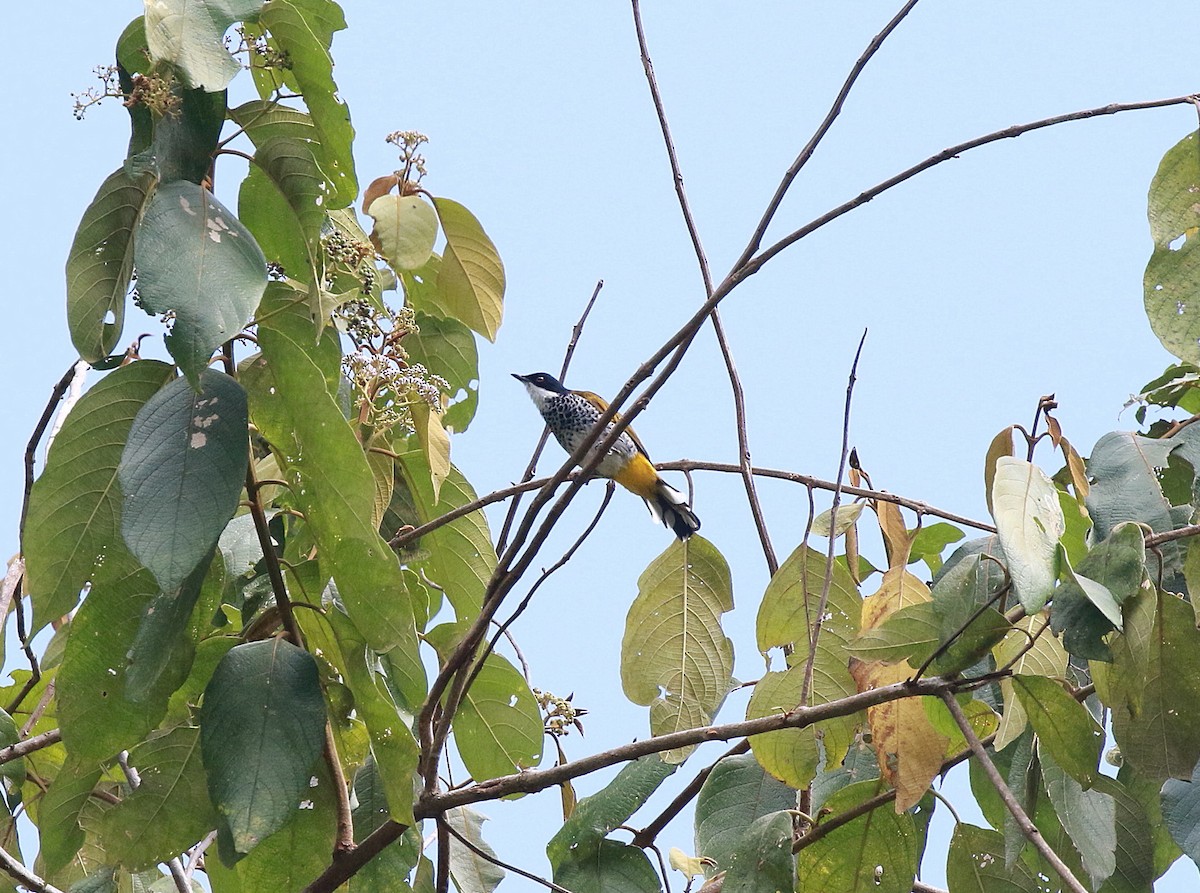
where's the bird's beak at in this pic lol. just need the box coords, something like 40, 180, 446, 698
511, 373, 528, 383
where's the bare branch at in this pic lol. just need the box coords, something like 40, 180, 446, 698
939, 691, 1087, 893
0, 728, 61, 765
21, 362, 81, 539
803, 332, 867, 705
0, 845, 66, 893
735, 0, 923, 268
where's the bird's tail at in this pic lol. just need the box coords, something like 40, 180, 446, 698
646, 479, 701, 540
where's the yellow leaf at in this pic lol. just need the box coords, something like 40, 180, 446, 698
411, 399, 450, 504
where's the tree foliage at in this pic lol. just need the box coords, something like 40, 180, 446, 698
10, 3, 1200, 893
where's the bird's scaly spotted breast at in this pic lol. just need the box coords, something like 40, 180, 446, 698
543, 393, 638, 478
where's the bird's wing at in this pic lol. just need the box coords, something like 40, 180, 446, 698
574, 390, 653, 460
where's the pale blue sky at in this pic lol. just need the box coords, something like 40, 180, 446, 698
4, 2, 1199, 889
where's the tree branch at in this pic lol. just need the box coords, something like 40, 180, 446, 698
0, 845, 65, 893
0, 728, 61, 765
441, 816, 572, 893
939, 691, 1087, 893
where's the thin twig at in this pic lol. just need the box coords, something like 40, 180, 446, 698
7, 582, 41, 715
435, 817, 450, 893
441, 816, 572, 893
802, 332, 867, 706
391, 461, 994, 554
496, 280, 604, 555
938, 692, 1087, 893
734, 0, 923, 268
325, 723, 355, 854
632, 739, 750, 847
751, 95, 1200, 275
632, 0, 776, 573
20, 363, 80, 539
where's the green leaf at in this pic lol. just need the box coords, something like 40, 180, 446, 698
116, 18, 154, 158
946, 823, 1039, 893
1145, 131, 1200, 364
694, 753, 796, 874
397, 446, 496, 622
119, 370, 248, 592
795, 779, 917, 893
446, 806, 505, 893
621, 536, 734, 762
368, 194, 438, 270
451, 652, 543, 782
144, 0, 264, 91
1094, 772, 1162, 893
100, 727, 218, 870
24, 360, 174, 631
231, 763, 337, 889
1052, 522, 1146, 661
1085, 432, 1184, 590
198, 639, 326, 855
321, 607, 418, 821
57, 546, 171, 763
259, 0, 357, 208
432, 198, 505, 341
811, 501, 865, 537
990, 456, 1064, 613
745, 668, 819, 789
410, 400, 450, 503
846, 600, 939, 664
134, 85, 227, 185
239, 137, 325, 288
405, 313, 479, 432
909, 521, 965, 575
554, 839, 660, 893
1011, 675, 1103, 789
993, 614, 1068, 750
244, 286, 424, 702
720, 811, 794, 893
546, 755, 676, 869
1040, 749, 1117, 888
348, 757, 422, 889
1161, 758, 1200, 870
39, 757, 103, 873
1100, 589, 1200, 783
66, 169, 157, 361
927, 554, 1011, 676
134, 181, 267, 383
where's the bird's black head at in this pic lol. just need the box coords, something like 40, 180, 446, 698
512, 372, 570, 395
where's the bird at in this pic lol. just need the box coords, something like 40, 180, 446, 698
513, 372, 700, 539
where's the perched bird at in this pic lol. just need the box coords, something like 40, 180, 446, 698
513, 372, 700, 539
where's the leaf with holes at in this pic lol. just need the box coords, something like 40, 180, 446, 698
119, 370, 247, 593
144, 0, 264, 91
134, 181, 267, 384
621, 536, 733, 763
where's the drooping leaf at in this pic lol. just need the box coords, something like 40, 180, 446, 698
405, 312, 480, 432
258, 0, 357, 208
553, 839, 660, 893
239, 137, 325, 288
432, 197, 505, 341
546, 755, 676, 870
368, 194, 438, 271
945, 823, 1039, 893
850, 569, 947, 811
694, 753, 796, 875
795, 778, 917, 893
243, 285, 424, 704
446, 806, 505, 893
1161, 757, 1200, 871
811, 502, 865, 537
720, 811, 794, 893
119, 370, 247, 592
144, 0, 264, 90
134, 181, 267, 383
993, 613, 1067, 750
1145, 131, 1200, 365
397, 445, 496, 622
621, 536, 734, 762
100, 727, 218, 870
984, 426, 1016, 517
56, 546, 172, 763
745, 668, 819, 789
1100, 589, 1200, 783
990, 456, 1065, 613
410, 398, 450, 503
1051, 522, 1146, 661
1040, 749, 1117, 888
199, 639, 326, 855
231, 763, 337, 889
38, 757, 103, 873
65, 168, 157, 361
1011, 675, 1103, 789
24, 360, 173, 632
